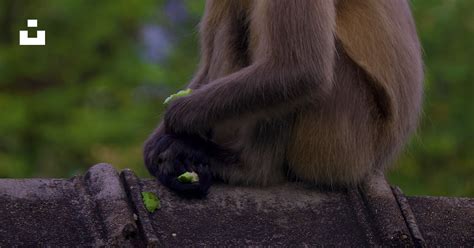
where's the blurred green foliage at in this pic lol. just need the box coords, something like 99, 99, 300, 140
388, 0, 474, 196
0, 1, 472, 196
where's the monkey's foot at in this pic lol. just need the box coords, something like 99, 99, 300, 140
157, 157, 212, 198
148, 135, 212, 198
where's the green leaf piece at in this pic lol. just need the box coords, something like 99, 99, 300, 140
177, 171, 200, 183
141, 191, 161, 213
163, 88, 193, 105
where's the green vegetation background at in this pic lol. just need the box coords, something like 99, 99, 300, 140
0, 0, 472, 196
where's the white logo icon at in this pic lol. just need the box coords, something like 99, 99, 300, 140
19, 19, 46, 46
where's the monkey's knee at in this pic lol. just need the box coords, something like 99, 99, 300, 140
143, 133, 175, 176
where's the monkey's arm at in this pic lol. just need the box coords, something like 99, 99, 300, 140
165, 0, 336, 136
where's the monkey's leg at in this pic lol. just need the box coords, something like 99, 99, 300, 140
286, 47, 386, 186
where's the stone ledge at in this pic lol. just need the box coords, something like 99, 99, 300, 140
0, 163, 473, 246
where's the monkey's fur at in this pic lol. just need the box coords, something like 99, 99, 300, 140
144, 0, 423, 196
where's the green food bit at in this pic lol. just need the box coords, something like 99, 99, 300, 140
163, 88, 193, 105
141, 191, 161, 213
177, 171, 200, 183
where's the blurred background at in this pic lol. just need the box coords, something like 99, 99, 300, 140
0, 0, 472, 196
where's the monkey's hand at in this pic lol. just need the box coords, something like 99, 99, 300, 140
163, 96, 211, 139
144, 134, 212, 197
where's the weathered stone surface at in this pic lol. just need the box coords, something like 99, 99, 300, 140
141, 179, 367, 246
408, 196, 474, 245
0, 163, 473, 247
0, 164, 142, 247
0, 178, 105, 246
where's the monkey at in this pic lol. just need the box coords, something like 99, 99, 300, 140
143, 0, 423, 197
